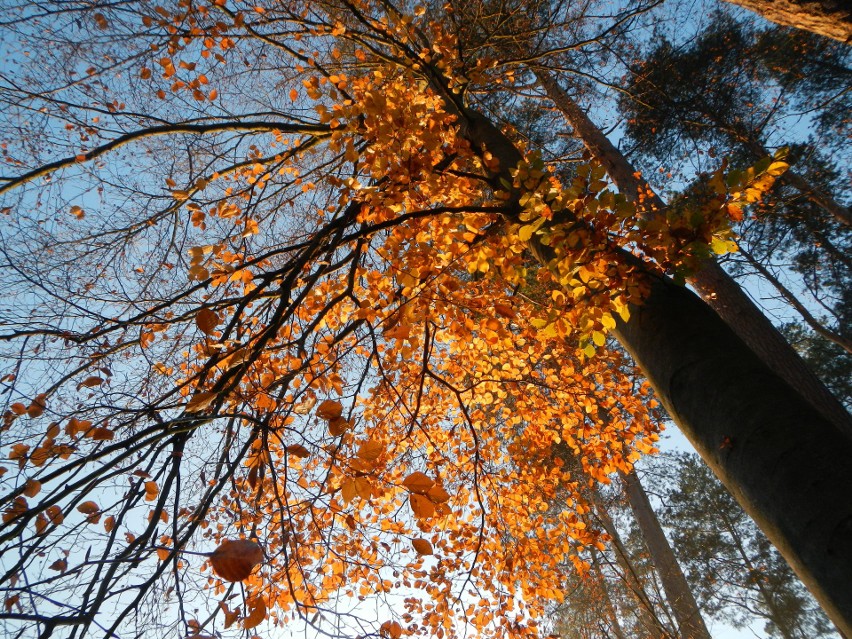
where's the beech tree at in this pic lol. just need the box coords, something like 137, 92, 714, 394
1, 2, 851, 639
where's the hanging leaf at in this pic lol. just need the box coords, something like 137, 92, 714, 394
195, 308, 220, 335
356, 439, 383, 462
411, 538, 433, 556
78, 376, 104, 389
185, 391, 217, 413
243, 596, 266, 630
427, 484, 451, 504
144, 481, 159, 502
316, 399, 343, 420
328, 417, 350, 436
285, 444, 310, 458
22, 479, 41, 498
209, 539, 263, 582
402, 472, 434, 495
27, 394, 47, 418
409, 494, 435, 519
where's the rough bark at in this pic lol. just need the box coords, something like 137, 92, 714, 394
452, 99, 852, 636
621, 470, 712, 639
536, 71, 852, 436
722, 0, 852, 44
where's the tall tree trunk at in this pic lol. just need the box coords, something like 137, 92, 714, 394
721, 0, 852, 44
535, 71, 852, 436
620, 470, 712, 639
591, 489, 677, 638
589, 547, 631, 639
450, 100, 852, 637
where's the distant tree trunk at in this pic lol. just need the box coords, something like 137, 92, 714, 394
620, 470, 712, 639
535, 70, 852, 436
722, 0, 852, 44
588, 548, 631, 639
591, 490, 676, 638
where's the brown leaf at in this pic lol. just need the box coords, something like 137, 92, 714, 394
285, 444, 310, 458
144, 481, 159, 502
185, 391, 217, 413
356, 439, 383, 462
210, 539, 263, 582
401, 472, 434, 495
316, 399, 343, 421
78, 376, 104, 389
328, 416, 350, 436
22, 479, 41, 498
411, 538, 433, 556
427, 484, 451, 504
196, 308, 220, 335
27, 394, 47, 418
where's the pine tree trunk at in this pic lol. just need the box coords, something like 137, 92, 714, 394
591, 490, 676, 637
620, 470, 712, 639
722, 0, 851, 44
453, 100, 852, 637
535, 71, 852, 436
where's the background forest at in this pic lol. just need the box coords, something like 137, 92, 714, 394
0, 0, 849, 638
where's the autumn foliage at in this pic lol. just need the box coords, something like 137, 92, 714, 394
0, 1, 793, 637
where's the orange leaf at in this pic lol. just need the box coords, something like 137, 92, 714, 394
409, 494, 435, 519
243, 596, 266, 630
220, 602, 240, 629
328, 417, 350, 436
316, 399, 343, 421
77, 501, 100, 514
341, 479, 357, 504
78, 376, 104, 389
195, 308, 220, 335
49, 559, 68, 573
402, 472, 434, 495
354, 476, 372, 500
411, 538, 433, 556
210, 539, 263, 582
357, 439, 383, 462
27, 394, 47, 418
380, 620, 403, 639
426, 484, 451, 504
286, 444, 310, 458
144, 481, 159, 502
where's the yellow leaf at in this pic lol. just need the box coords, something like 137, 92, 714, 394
411, 538, 433, 555
402, 472, 434, 495
592, 331, 606, 347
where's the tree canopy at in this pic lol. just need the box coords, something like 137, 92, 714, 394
0, 1, 850, 638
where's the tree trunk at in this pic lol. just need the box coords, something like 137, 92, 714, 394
591, 489, 676, 638
535, 71, 852, 436
588, 547, 631, 639
620, 470, 712, 639
452, 100, 852, 637
613, 270, 852, 637
721, 0, 852, 44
